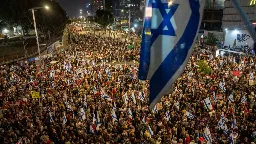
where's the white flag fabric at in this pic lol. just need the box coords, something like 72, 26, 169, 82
228, 94, 234, 103
241, 96, 247, 103
96, 111, 101, 130
213, 91, 217, 103
80, 108, 86, 120
231, 118, 237, 129
142, 115, 146, 124
138, 92, 145, 101
138, 0, 205, 109
111, 108, 118, 122
203, 97, 213, 111
165, 111, 170, 121
203, 126, 212, 143
148, 125, 154, 136
186, 111, 195, 119
131, 91, 136, 104
49, 112, 54, 123
63, 113, 67, 125
128, 108, 133, 119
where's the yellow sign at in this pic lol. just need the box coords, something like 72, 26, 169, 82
250, 0, 256, 5
31, 91, 41, 99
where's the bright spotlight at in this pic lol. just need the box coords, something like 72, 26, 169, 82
3, 28, 9, 34
134, 24, 138, 28
225, 28, 228, 31
168, 0, 173, 7
45, 5, 49, 10
233, 29, 239, 34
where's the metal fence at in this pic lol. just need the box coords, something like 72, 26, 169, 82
0, 36, 62, 65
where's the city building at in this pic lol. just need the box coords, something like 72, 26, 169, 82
113, 0, 141, 26
202, 9, 223, 31
222, 0, 256, 47
90, 0, 103, 15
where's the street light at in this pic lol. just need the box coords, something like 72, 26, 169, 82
30, 5, 49, 66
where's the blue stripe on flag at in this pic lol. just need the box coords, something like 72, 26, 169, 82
148, 0, 202, 109
139, 0, 153, 80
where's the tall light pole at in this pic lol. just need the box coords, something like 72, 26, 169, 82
30, 5, 49, 66
129, 9, 131, 29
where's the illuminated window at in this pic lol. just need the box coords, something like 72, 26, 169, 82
250, 0, 256, 5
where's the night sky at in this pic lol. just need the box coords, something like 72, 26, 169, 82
58, 0, 89, 18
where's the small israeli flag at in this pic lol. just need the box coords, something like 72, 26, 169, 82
218, 121, 224, 130
138, 92, 145, 101
96, 111, 102, 131
203, 97, 213, 111
250, 73, 254, 80
241, 96, 247, 103
63, 113, 67, 125
138, 0, 205, 109
228, 94, 234, 103
93, 86, 97, 94
123, 93, 129, 104
103, 94, 112, 101
165, 111, 170, 121
111, 108, 118, 122
113, 102, 117, 111
142, 115, 146, 124
131, 91, 136, 104
65, 102, 73, 111
213, 91, 217, 103
93, 112, 97, 124
220, 112, 225, 124
186, 111, 195, 119
231, 118, 237, 129
80, 108, 86, 120
128, 108, 133, 119
203, 126, 212, 143
152, 105, 157, 114
148, 125, 154, 136
175, 101, 179, 110
230, 132, 235, 144
219, 81, 226, 92
49, 112, 54, 123
223, 124, 229, 134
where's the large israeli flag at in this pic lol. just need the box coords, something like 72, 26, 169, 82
139, 0, 205, 109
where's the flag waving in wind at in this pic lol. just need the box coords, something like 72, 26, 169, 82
139, 0, 205, 109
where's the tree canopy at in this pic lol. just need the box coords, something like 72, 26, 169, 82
95, 10, 114, 27
0, 0, 68, 36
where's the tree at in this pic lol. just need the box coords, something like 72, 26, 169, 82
95, 10, 114, 27
0, 0, 68, 36
204, 33, 218, 46
197, 60, 212, 75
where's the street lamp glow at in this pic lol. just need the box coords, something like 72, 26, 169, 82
3, 28, 9, 34
134, 24, 138, 28
121, 9, 124, 12
168, 0, 173, 7
45, 5, 49, 10
80, 9, 83, 12
225, 28, 228, 31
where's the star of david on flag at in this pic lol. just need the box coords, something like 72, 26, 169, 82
139, 0, 205, 109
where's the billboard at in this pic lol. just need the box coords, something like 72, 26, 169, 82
224, 30, 254, 47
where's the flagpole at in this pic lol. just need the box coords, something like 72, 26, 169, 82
231, 0, 256, 43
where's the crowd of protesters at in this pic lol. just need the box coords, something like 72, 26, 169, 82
0, 24, 255, 144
